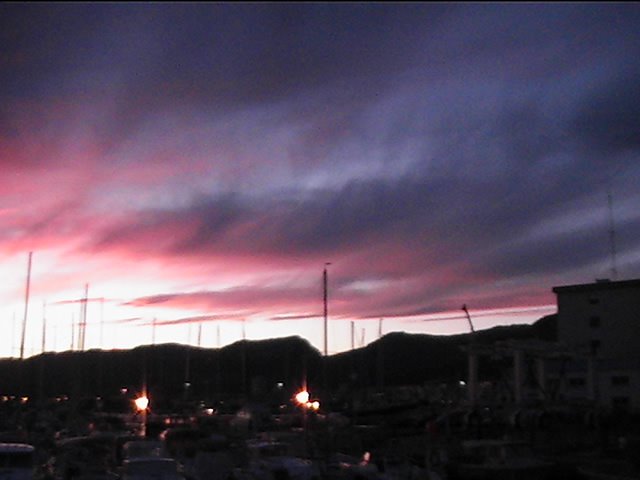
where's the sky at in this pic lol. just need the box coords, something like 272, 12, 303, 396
1, 3, 639, 358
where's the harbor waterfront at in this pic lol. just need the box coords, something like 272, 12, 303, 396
1, 345, 639, 480
2, 278, 640, 480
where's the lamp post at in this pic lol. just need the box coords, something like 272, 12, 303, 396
294, 390, 320, 457
134, 395, 149, 437
323, 263, 331, 397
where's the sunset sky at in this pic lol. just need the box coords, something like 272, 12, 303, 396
1, 3, 639, 358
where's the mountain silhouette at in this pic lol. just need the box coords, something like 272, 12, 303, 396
1, 314, 556, 412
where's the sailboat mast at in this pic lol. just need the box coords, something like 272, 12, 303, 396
323, 263, 331, 356
71, 313, 75, 351
20, 251, 33, 360
41, 300, 47, 353
351, 321, 355, 350
79, 284, 88, 351
608, 190, 618, 280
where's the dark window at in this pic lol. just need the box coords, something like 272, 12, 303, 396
588, 297, 600, 305
590, 340, 601, 355
612, 396, 630, 412
569, 377, 586, 387
612, 376, 630, 386
589, 316, 601, 328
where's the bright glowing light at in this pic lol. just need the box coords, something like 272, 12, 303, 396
310, 401, 320, 411
295, 390, 309, 405
134, 395, 149, 411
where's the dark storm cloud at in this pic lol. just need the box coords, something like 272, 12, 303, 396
0, 3, 444, 115
570, 68, 640, 154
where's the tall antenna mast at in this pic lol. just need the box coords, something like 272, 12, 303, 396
20, 251, 33, 360
608, 190, 618, 280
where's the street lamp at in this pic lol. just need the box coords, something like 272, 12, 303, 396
295, 390, 310, 405
134, 395, 149, 437
294, 390, 321, 457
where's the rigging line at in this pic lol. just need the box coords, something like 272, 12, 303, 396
409, 305, 557, 323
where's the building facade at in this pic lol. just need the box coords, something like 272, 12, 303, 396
553, 278, 640, 413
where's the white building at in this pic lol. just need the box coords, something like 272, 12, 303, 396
552, 278, 640, 413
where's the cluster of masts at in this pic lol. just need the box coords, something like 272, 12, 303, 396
16, 251, 103, 359
11, 188, 621, 360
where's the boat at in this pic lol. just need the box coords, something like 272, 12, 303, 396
121, 457, 186, 480
234, 437, 321, 480
51, 434, 119, 480
121, 440, 166, 461
446, 438, 556, 480
577, 458, 640, 480
0, 443, 36, 480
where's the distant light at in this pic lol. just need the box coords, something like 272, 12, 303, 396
459, 380, 466, 386
205, 408, 214, 415
310, 401, 320, 411
120, 388, 128, 395
20, 396, 28, 404
295, 390, 310, 405
277, 382, 284, 389
134, 395, 149, 411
